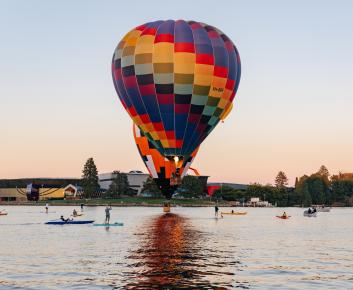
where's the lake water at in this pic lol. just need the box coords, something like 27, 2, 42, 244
0, 206, 352, 289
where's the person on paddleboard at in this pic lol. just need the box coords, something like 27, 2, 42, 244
45, 203, 49, 213
215, 205, 219, 217
105, 205, 112, 223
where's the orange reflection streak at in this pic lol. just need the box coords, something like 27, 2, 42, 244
124, 213, 204, 288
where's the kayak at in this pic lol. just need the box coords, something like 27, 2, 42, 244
71, 213, 84, 217
303, 210, 317, 217
93, 222, 124, 227
276, 215, 291, 219
45, 220, 94, 225
0, 212, 8, 216
221, 212, 247, 215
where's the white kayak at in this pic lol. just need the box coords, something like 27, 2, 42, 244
303, 210, 317, 217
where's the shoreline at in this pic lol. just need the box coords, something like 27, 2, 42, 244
0, 199, 261, 207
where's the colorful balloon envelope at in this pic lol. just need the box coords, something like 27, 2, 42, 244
133, 124, 198, 198
112, 20, 241, 166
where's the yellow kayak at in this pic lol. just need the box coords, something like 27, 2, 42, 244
71, 213, 84, 217
221, 212, 247, 215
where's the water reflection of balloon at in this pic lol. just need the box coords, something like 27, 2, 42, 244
112, 20, 241, 185
124, 214, 202, 288
133, 124, 198, 198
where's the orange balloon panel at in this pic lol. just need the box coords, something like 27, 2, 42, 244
133, 124, 198, 180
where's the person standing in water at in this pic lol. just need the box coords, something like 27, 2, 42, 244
80, 203, 84, 211
45, 203, 49, 214
105, 205, 112, 224
215, 205, 219, 217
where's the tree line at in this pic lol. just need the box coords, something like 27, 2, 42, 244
81, 158, 353, 205
81, 157, 205, 199
214, 166, 353, 206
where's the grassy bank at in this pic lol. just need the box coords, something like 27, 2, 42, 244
2, 197, 234, 207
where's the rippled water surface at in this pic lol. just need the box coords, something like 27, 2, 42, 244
0, 206, 353, 289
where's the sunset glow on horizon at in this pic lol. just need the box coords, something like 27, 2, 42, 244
1, 0, 352, 186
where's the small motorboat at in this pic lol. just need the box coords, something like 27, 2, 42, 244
303, 210, 317, 217
221, 211, 247, 215
316, 207, 330, 212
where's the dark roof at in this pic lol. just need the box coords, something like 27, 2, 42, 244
0, 178, 81, 188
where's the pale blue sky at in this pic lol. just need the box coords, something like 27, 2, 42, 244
0, 0, 352, 185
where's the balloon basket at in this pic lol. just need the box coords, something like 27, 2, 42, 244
163, 202, 171, 213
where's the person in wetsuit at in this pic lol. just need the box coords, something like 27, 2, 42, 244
105, 205, 112, 223
215, 205, 219, 217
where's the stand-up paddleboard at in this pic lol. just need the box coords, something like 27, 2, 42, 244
93, 222, 124, 227
45, 220, 94, 225
221, 212, 247, 215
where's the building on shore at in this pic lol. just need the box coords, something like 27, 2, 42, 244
0, 178, 81, 202
331, 172, 353, 181
98, 171, 150, 195
207, 182, 248, 196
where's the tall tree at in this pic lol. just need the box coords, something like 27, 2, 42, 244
301, 182, 312, 207
81, 157, 99, 198
275, 171, 288, 189
141, 177, 162, 197
294, 177, 299, 188
179, 175, 204, 197
317, 165, 330, 177
105, 171, 130, 198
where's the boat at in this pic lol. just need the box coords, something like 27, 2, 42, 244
45, 220, 94, 225
71, 213, 84, 217
276, 215, 291, 219
221, 211, 247, 215
0, 212, 8, 216
93, 222, 124, 227
303, 210, 317, 217
315, 207, 330, 212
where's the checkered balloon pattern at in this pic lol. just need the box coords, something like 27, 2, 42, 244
133, 123, 198, 181
112, 20, 241, 158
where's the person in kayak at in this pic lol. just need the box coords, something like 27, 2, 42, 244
105, 205, 112, 223
60, 215, 71, 222
308, 208, 312, 214
282, 212, 287, 218
72, 209, 78, 217
215, 205, 219, 217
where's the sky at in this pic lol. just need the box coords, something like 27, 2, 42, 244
0, 0, 352, 185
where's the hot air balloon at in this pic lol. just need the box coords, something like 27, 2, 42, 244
112, 20, 241, 186
133, 124, 198, 198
